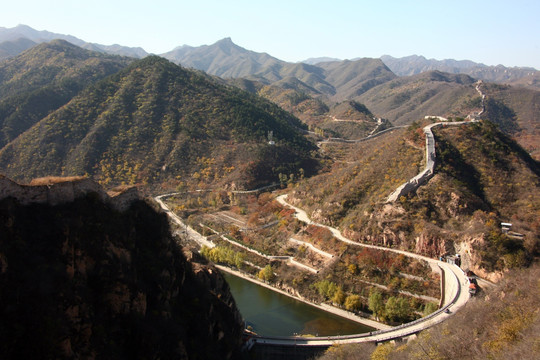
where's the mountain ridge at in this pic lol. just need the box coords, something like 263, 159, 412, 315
381, 54, 539, 87
0, 45, 317, 189
1, 25, 537, 87
0, 24, 148, 59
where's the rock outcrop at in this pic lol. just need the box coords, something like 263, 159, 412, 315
0, 176, 243, 359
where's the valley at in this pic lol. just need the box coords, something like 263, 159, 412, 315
152, 101, 490, 345
0, 31, 538, 360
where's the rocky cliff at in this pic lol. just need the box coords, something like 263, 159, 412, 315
0, 176, 243, 359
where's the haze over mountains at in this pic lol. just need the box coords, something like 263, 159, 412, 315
0, 24, 147, 58
1, 25, 538, 87
0, 40, 317, 187
0, 24, 538, 166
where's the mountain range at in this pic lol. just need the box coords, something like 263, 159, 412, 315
0, 24, 147, 58
380, 54, 539, 83
0, 40, 317, 188
0, 23, 539, 359
1, 25, 537, 88
0, 24, 538, 171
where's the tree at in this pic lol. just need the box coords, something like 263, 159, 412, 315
344, 294, 362, 312
385, 296, 410, 323
332, 287, 346, 306
423, 302, 438, 316
278, 173, 287, 187
313, 280, 339, 300
368, 290, 385, 320
234, 252, 245, 269
258, 265, 275, 282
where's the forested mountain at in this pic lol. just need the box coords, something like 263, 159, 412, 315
381, 54, 539, 87
0, 49, 317, 188
2, 28, 537, 156
163, 37, 538, 156
0, 40, 134, 148
160, 37, 538, 153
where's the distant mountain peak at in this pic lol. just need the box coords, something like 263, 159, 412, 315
217, 37, 233, 44
380, 54, 538, 82
214, 37, 241, 53
14, 24, 33, 30
0, 24, 148, 59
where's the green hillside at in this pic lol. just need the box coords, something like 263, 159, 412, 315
0, 40, 133, 148
0, 55, 318, 188
319, 264, 540, 360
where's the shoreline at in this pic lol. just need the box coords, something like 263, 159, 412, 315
215, 264, 390, 331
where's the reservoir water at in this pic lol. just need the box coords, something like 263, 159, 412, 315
223, 272, 374, 337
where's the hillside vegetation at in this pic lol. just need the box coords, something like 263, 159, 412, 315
481, 82, 540, 159
355, 71, 480, 125
0, 47, 317, 189
230, 78, 384, 140
319, 263, 540, 360
291, 121, 539, 277
0, 40, 133, 148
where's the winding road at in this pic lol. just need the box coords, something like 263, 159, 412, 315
155, 191, 469, 347
250, 195, 470, 346
154, 90, 489, 347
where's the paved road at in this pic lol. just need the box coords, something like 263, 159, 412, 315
154, 194, 216, 249
261, 195, 470, 346
155, 190, 469, 346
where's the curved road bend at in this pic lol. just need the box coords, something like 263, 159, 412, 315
265, 195, 469, 346
154, 194, 469, 346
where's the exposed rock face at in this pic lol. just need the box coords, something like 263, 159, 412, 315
455, 235, 504, 282
0, 176, 243, 359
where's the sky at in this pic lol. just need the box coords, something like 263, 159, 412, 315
1, 0, 539, 69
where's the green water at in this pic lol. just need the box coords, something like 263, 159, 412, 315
223, 272, 374, 337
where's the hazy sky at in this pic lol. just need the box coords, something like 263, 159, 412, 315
1, 0, 539, 69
